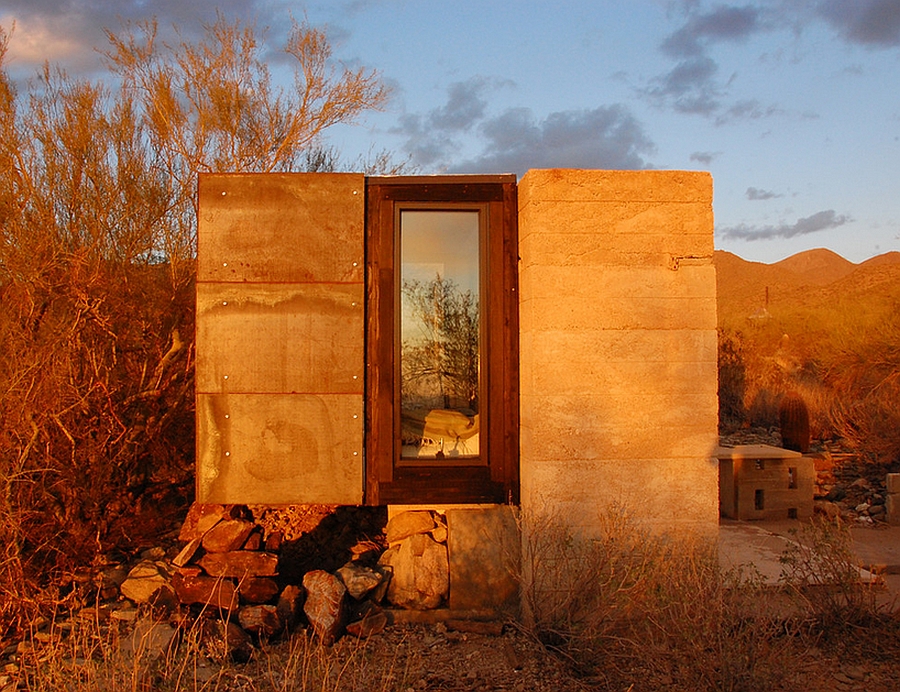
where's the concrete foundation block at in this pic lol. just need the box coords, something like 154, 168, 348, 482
447, 506, 520, 616
886, 473, 900, 495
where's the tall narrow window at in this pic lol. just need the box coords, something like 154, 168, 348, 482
366, 176, 518, 505
400, 210, 482, 461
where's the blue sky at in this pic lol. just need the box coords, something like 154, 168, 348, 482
1, 1, 898, 264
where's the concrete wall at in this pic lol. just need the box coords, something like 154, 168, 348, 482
518, 169, 719, 539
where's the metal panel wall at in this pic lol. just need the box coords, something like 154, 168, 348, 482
196, 173, 365, 504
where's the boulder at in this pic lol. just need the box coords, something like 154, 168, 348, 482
303, 570, 346, 644
385, 511, 435, 545
179, 503, 229, 542
172, 538, 202, 567
172, 573, 238, 611
202, 620, 254, 663
239, 577, 280, 604
277, 584, 305, 632
380, 533, 449, 610
238, 604, 283, 637
346, 608, 388, 638
120, 619, 177, 661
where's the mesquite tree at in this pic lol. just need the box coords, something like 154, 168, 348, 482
0, 16, 387, 632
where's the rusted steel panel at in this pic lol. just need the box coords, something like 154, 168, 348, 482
197, 393, 364, 505
196, 282, 364, 395
196, 172, 365, 505
197, 173, 365, 284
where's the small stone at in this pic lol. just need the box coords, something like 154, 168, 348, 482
869, 504, 885, 516
841, 664, 867, 681
141, 546, 167, 561
199, 551, 278, 578
99, 586, 119, 601
202, 519, 256, 553
243, 531, 263, 551
177, 566, 204, 580
120, 561, 169, 604
110, 608, 139, 623
239, 577, 280, 604
100, 565, 129, 588
447, 620, 504, 636
238, 605, 283, 637
264, 531, 283, 552
148, 585, 179, 616
336, 562, 384, 600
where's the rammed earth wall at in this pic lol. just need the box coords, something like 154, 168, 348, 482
517, 169, 719, 539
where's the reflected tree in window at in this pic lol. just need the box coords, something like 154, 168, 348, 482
402, 274, 479, 410
401, 274, 480, 457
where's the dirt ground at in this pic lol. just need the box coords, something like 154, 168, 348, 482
199, 616, 900, 692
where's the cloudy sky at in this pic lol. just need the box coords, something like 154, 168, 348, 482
1, 1, 898, 264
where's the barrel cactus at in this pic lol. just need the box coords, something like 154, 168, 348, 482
779, 391, 810, 453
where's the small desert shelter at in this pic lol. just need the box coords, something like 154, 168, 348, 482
195, 169, 719, 544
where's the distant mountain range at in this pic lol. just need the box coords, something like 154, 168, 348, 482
714, 248, 900, 327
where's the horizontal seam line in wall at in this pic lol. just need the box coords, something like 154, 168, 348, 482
196, 391, 364, 396
197, 280, 363, 286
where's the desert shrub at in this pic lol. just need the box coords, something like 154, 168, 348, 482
518, 506, 787, 691
823, 308, 900, 466
0, 17, 388, 639
779, 516, 884, 629
717, 329, 746, 427
719, 289, 900, 463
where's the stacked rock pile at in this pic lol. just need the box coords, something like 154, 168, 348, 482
156, 503, 394, 644
379, 510, 450, 610
107, 504, 462, 654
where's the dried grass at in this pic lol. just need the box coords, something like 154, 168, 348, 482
516, 505, 899, 692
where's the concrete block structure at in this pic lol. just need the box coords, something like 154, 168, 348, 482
717, 445, 815, 520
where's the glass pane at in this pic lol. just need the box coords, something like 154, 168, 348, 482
400, 210, 480, 460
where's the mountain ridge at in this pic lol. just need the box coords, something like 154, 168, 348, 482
714, 248, 900, 327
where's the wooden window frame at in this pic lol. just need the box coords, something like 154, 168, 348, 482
365, 176, 519, 505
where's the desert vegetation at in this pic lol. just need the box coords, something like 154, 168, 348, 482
715, 249, 900, 472
0, 15, 389, 642
519, 506, 899, 691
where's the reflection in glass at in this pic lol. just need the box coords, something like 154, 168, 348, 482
400, 210, 480, 459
